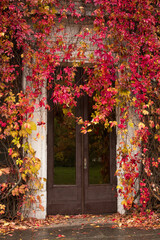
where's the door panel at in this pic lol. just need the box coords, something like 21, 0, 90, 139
87, 98, 110, 185
83, 130, 117, 213
82, 92, 117, 214
47, 69, 83, 215
88, 123, 110, 184
53, 104, 76, 185
47, 68, 117, 215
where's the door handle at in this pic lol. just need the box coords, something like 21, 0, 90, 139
84, 157, 87, 170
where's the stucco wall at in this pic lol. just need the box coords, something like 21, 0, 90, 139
22, 68, 47, 219
28, 102, 47, 219
116, 106, 140, 214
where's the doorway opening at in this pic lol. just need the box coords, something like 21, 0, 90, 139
47, 67, 117, 215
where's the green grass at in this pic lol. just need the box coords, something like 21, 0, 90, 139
89, 166, 104, 184
54, 167, 76, 185
54, 166, 109, 185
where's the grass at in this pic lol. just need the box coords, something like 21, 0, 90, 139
54, 166, 109, 185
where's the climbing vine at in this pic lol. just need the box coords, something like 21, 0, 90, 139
0, 0, 159, 217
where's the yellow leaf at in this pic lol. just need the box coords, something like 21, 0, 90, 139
17, 143, 21, 148
29, 121, 37, 131
10, 131, 18, 137
11, 152, 19, 158
31, 9, 36, 14
117, 185, 123, 190
87, 129, 92, 132
129, 122, 134, 128
28, 144, 35, 155
19, 129, 27, 137
142, 110, 149, 115
21, 214, 24, 221
62, 108, 69, 115
22, 121, 36, 135
51, 7, 57, 14
78, 118, 83, 125
121, 200, 127, 206
25, 128, 32, 135
138, 122, 145, 129
22, 174, 27, 182
3, 222, 10, 226
44, 5, 49, 10
0, 32, 5, 37
130, 139, 133, 144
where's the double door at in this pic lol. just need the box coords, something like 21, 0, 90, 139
47, 68, 117, 215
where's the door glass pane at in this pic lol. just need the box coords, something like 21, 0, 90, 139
54, 105, 76, 185
88, 97, 110, 184
89, 125, 110, 184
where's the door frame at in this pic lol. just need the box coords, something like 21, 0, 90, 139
47, 67, 117, 215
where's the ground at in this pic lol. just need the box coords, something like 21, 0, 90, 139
0, 212, 159, 237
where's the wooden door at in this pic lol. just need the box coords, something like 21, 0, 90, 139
47, 68, 117, 215
82, 96, 117, 213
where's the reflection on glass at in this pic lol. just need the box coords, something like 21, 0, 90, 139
89, 124, 110, 184
88, 97, 110, 184
54, 105, 76, 185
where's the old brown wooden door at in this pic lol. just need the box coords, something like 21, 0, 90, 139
47, 68, 117, 215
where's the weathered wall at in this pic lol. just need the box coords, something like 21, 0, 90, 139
23, 68, 47, 219
116, 106, 140, 214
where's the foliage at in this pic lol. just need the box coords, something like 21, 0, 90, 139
0, 0, 159, 217
0, 213, 159, 235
